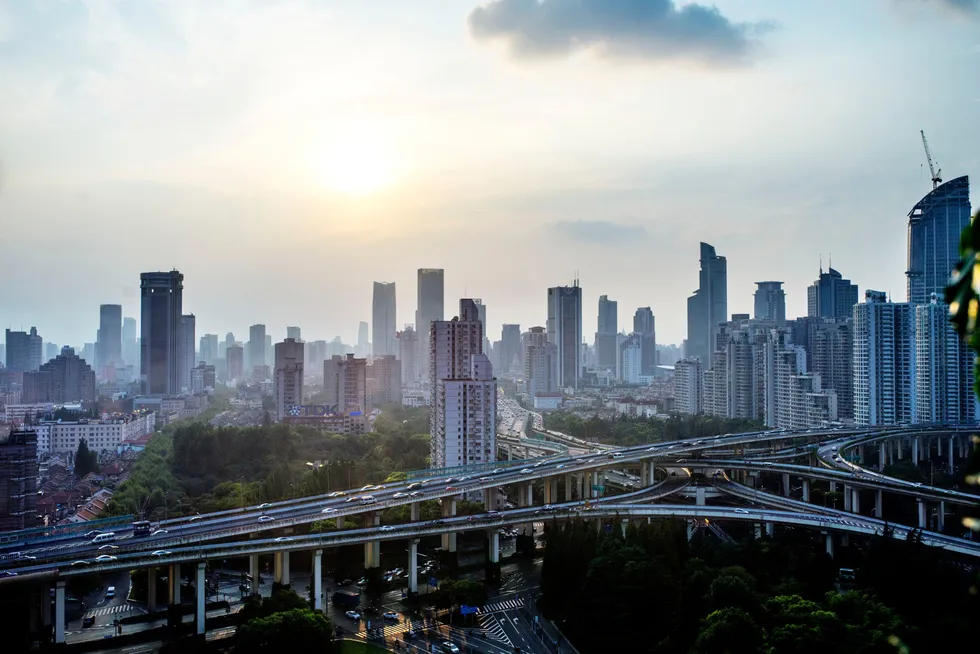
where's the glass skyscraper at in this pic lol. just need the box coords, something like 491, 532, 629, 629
907, 175, 971, 306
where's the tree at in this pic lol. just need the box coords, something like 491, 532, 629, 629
237, 608, 333, 653
75, 439, 99, 477
692, 608, 766, 654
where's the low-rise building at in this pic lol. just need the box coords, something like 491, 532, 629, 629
46, 411, 156, 454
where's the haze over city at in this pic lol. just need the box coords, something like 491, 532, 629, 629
1, 0, 979, 346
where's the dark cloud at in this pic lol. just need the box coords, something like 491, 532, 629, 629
467, 0, 771, 65
552, 219, 647, 243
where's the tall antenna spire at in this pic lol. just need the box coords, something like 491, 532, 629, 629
828, 252, 832, 270
819, 253, 822, 274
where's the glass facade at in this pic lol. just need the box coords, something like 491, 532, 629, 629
907, 176, 971, 306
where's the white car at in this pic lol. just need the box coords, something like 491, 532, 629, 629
441, 642, 461, 654
393, 492, 408, 498
379, 525, 395, 532
274, 537, 293, 542
734, 508, 750, 514
346, 610, 361, 620
98, 545, 119, 552
555, 464, 566, 470
520, 468, 533, 474
409, 491, 423, 498
152, 529, 168, 536
257, 503, 272, 509
95, 555, 117, 562
383, 611, 400, 620
321, 507, 337, 514
328, 491, 347, 498
258, 516, 275, 523
151, 550, 172, 557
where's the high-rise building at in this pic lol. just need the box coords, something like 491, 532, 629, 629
617, 333, 643, 384
323, 354, 367, 413
399, 326, 419, 384
762, 329, 828, 429
907, 175, 971, 306
368, 355, 402, 406
595, 295, 618, 369
500, 324, 522, 376
123, 317, 138, 370
686, 243, 728, 366
356, 321, 370, 358
525, 326, 558, 401
265, 334, 273, 369
97, 304, 122, 372
633, 307, 657, 376
547, 283, 583, 389
807, 267, 859, 319
753, 282, 786, 324
430, 299, 484, 393
248, 325, 266, 371
227, 344, 245, 382
179, 314, 196, 392
140, 270, 183, 395
915, 295, 976, 424
5, 327, 43, 373
23, 346, 96, 404
473, 299, 488, 351
802, 318, 854, 421
199, 334, 219, 365
44, 342, 59, 363
274, 338, 305, 421
853, 290, 915, 425
190, 362, 216, 393
674, 358, 703, 415
286, 326, 301, 342
0, 430, 38, 531
372, 282, 398, 358
416, 268, 445, 379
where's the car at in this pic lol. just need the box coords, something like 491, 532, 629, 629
98, 544, 119, 552
383, 611, 400, 621
479, 477, 491, 482
71, 560, 90, 567
84, 530, 102, 538
585, 459, 595, 464
152, 529, 168, 536
533, 461, 545, 468
360, 485, 377, 492
393, 492, 408, 498
345, 610, 362, 620
357, 577, 368, 586
82, 616, 95, 628
340, 579, 353, 586
346, 496, 361, 503
321, 507, 337, 514
610, 453, 624, 459
912, 482, 923, 487
647, 446, 658, 452
459, 476, 471, 481
441, 641, 461, 654
520, 468, 533, 474
95, 555, 117, 563
445, 486, 458, 492
328, 491, 347, 498
151, 550, 172, 557
106, 586, 116, 599
0, 571, 18, 578
274, 537, 293, 542
445, 478, 457, 484
410, 491, 423, 498
188, 515, 203, 522
734, 509, 750, 514
257, 503, 272, 509
555, 464, 566, 470
379, 525, 395, 532
361, 495, 378, 504
486, 510, 500, 517
761, 462, 773, 467
430, 519, 446, 526
257, 516, 275, 523
407, 483, 422, 490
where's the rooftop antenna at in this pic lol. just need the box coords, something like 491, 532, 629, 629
829, 252, 832, 270
819, 253, 823, 274
920, 130, 942, 190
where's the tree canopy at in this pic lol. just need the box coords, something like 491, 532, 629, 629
543, 411, 763, 447
74, 438, 100, 477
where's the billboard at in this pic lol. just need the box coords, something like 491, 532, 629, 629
287, 405, 361, 417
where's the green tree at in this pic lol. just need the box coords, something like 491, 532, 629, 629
692, 608, 766, 654
74, 438, 99, 477
236, 608, 333, 653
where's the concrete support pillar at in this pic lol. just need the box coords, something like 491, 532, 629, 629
488, 531, 500, 563
621, 519, 629, 537
336, 516, 344, 529
802, 479, 810, 503
696, 486, 706, 506
949, 437, 956, 474
888, 441, 895, 466
938, 501, 946, 532
879, 443, 886, 472
912, 437, 919, 466
938, 437, 943, 457
917, 500, 927, 529
29, 588, 39, 635
641, 462, 649, 487
543, 477, 553, 505
565, 474, 572, 502
875, 489, 883, 519
54, 581, 65, 645
250, 554, 259, 588
851, 488, 860, 514
897, 438, 904, 461
442, 500, 457, 552
42, 583, 52, 628
830, 481, 837, 493
147, 567, 157, 613
411, 502, 420, 522
648, 462, 656, 486
408, 540, 419, 593
843, 485, 852, 512
687, 521, 695, 541
825, 533, 834, 558
169, 563, 181, 605
858, 445, 865, 465
591, 472, 599, 499
274, 551, 290, 585
195, 562, 206, 635
313, 550, 323, 611
576, 473, 584, 499
517, 484, 526, 508
754, 524, 762, 539
766, 522, 774, 537
527, 482, 534, 505
782, 473, 791, 497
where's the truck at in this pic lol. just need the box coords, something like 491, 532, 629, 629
331, 590, 360, 608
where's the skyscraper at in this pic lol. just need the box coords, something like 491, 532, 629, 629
907, 175, 971, 306
227, 344, 244, 382
853, 290, 915, 425
22, 346, 96, 404
399, 326, 419, 384
674, 358, 703, 415
286, 326, 302, 342
500, 324, 521, 376
416, 268, 444, 379
199, 334, 219, 365
140, 270, 183, 395
633, 307, 657, 376
323, 354, 367, 413
97, 304, 122, 372
686, 243, 728, 366
275, 338, 305, 421
595, 295, 618, 369
753, 282, 786, 324
179, 314, 196, 392
5, 327, 43, 373
248, 324, 266, 371
807, 267, 858, 319
368, 355, 402, 406
547, 283, 583, 389
0, 430, 38, 531
123, 317, 138, 370
372, 282, 398, 358
356, 321, 370, 358
525, 326, 558, 401
915, 294, 976, 424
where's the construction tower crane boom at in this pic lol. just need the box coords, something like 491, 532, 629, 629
920, 130, 942, 190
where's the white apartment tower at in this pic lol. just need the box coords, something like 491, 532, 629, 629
915, 294, 976, 424
673, 358, 703, 415
853, 290, 916, 425
524, 326, 558, 401
617, 333, 643, 384
323, 354, 368, 414
275, 338, 305, 421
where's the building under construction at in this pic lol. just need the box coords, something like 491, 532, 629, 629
0, 430, 38, 532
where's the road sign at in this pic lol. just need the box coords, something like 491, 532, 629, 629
429, 577, 438, 587
460, 605, 478, 616
592, 485, 605, 492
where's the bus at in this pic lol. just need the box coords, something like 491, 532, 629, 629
133, 521, 152, 537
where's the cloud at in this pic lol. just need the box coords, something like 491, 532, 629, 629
552, 219, 647, 243
921, 0, 980, 15
467, 0, 771, 65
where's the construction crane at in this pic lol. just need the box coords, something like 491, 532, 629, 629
920, 129, 942, 190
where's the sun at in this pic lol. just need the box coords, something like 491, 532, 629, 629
320, 130, 397, 196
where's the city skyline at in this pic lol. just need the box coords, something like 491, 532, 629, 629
1, 1, 978, 347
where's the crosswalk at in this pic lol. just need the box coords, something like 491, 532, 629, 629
478, 614, 513, 646
355, 618, 424, 639
476, 597, 524, 614
84, 604, 144, 618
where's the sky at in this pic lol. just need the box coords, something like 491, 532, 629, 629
1, 0, 979, 349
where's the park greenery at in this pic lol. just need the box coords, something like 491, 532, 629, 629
544, 411, 763, 447
107, 405, 430, 519
540, 518, 976, 654
236, 588, 334, 653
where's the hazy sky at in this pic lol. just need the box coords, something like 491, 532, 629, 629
1, 0, 978, 349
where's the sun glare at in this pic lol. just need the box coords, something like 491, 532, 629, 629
320, 130, 397, 196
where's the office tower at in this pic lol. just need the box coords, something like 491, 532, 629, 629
416, 268, 445, 379
179, 314, 196, 392
274, 338, 305, 421
0, 430, 39, 531
22, 346, 96, 403
686, 242, 728, 366
372, 282, 398, 358
853, 291, 915, 425
368, 355, 402, 406
753, 282, 786, 324
807, 267, 859, 319
399, 326, 419, 384
796, 318, 855, 421
222, 332, 235, 359
674, 359, 703, 415
5, 327, 43, 372
248, 325, 266, 371
97, 304, 122, 372
547, 282, 583, 389
907, 176, 971, 306
140, 270, 183, 395
525, 327, 558, 401
286, 326, 301, 342
227, 344, 244, 381
633, 307, 657, 376
323, 354, 368, 413
595, 295, 618, 369
915, 295, 976, 424
265, 334, 273, 368
617, 333, 643, 384
123, 317, 138, 370
356, 321, 370, 358
199, 334, 219, 365
500, 324, 521, 376
430, 299, 495, 469
44, 342, 59, 363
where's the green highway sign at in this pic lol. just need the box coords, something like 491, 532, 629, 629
592, 485, 605, 492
